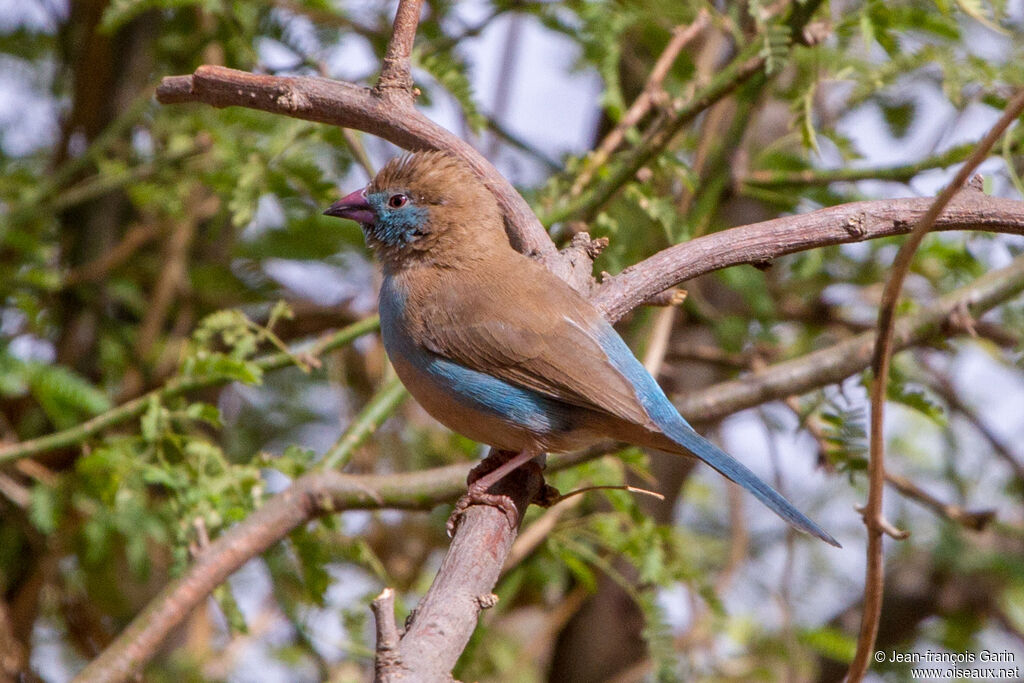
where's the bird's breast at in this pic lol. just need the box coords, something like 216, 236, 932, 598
377, 276, 598, 452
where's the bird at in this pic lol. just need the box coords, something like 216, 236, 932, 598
324, 150, 838, 546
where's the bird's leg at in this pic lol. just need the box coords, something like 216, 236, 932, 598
447, 449, 542, 536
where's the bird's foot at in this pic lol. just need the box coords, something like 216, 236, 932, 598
446, 450, 543, 536
446, 483, 519, 537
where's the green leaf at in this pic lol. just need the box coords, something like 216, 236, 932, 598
29, 484, 60, 534
555, 542, 597, 592
100, 0, 207, 33
26, 363, 112, 430
880, 98, 917, 139
141, 396, 165, 442
214, 584, 249, 634
184, 402, 222, 428
416, 49, 485, 133
799, 626, 858, 662
887, 378, 946, 424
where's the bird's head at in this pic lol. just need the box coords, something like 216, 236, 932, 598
324, 151, 507, 269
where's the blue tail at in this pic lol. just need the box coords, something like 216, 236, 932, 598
658, 417, 840, 547
594, 324, 840, 547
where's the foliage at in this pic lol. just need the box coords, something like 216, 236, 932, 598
1, 0, 1023, 680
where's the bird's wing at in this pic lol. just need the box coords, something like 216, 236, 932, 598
411, 262, 841, 547
414, 268, 652, 427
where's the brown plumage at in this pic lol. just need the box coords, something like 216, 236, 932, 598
323, 151, 839, 545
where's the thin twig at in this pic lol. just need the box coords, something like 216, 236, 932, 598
341, 128, 377, 179
320, 377, 408, 471
0, 473, 30, 508
740, 135, 1024, 188
485, 14, 523, 159
924, 370, 1024, 483
570, 11, 710, 194
847, 88, 1024, 683
371, 588, 402, 681
376, 0, 422, 95
884, 471, 996, 531
641, 306, 678, 377
0, 316, 381, 466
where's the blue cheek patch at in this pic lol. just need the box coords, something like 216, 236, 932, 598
366, 192, 429, 248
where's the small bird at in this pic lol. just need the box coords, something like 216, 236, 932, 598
325, 151, 838, 546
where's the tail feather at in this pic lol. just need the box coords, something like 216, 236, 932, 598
590, 318, 839, 546
659, 417, 840, 547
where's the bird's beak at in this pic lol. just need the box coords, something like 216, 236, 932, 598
324, 188, 375, 224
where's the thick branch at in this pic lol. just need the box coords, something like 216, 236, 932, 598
593, 192, 1024, 322
72, 465, 471, 683
391, 463, 541, 680
72, 248, 1024, 682
155, 65, 556, 261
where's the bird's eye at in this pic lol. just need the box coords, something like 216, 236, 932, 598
387, 193, 408, 209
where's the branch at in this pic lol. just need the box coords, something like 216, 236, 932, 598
884, 471, 996, 531
376, 0, 422, 95
847, 88, 1024, 683
740, 138, 1020, 188
0, 316, 380, 466
924, 371, 1024, 483
676, 251, 1024, 423
389, 462, 540, 680
155, 66, 556, 262
569, 11, 710, 194
72, 464, 471, 683
371, 589, 401, 680
593, 192, 1024, 322
72, 247, 1024, 682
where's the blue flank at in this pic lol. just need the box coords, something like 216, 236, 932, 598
427, 355, 579, 434
366, 191, 430, 248
378, 277, 577, 438
592, 321, 840, 547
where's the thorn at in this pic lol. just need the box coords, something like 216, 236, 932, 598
475, 593, 499, 610
856, 504, 911, 540
548, 484, 665, 506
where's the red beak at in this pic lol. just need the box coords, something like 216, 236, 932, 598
324, 188, 375, 224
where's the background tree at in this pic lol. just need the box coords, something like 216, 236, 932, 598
1, 0, 1024, 681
